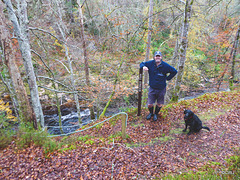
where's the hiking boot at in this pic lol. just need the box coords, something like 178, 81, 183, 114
153, 114, 158, 121
153, 105, 161, 121
146, 106, 154, 120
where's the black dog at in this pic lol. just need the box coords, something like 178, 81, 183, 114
183, 110, 210, 135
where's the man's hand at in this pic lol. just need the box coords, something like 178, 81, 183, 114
143, 66, 149, 71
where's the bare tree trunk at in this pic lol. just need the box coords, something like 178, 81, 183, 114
54, 0, 82, 125
171, 23, 182, 68
78, 0, 96, 120
3, 0, 44, 127
62, 36, 82, 125
229, 24, 240, 87
171, 38, 179, 68
0, 45, 21, 122
142, 0, 153, 106
77, 0, 90, 85
0, 7, 35, 126
172, 0, 194, 102
144, 0, 153, 88
218, 23, 240, 90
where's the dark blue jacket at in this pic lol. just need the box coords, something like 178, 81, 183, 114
140, 60, 177, 90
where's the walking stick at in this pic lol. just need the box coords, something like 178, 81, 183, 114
137, 68, 143, 116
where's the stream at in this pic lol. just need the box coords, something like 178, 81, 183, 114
178, 87, 230, 101
44, 108, 118, 135
44, 109, 93, 135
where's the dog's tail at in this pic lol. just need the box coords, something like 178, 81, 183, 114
202, 126, 210, 131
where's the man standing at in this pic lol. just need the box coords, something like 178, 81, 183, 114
140, 51, 177, 121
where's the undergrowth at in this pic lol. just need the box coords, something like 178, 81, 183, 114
0, 128, 13, 149
0, 99, 17, 149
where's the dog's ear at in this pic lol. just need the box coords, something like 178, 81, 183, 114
184, 109, 187, 114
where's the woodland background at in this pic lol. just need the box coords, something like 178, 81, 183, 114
0, 0, 240, 179
0, 0, 240, 133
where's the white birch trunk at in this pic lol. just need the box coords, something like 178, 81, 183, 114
142, 0, 153, 106
171, 31, 180, 68
143, 0, 153, 89
3, 0, 44, 127
55, 0, 82, 125
172, 0, 194, 102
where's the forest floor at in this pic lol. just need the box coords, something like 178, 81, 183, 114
0, 90, 240, 179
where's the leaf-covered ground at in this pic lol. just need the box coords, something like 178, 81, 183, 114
0, 90, 239, 179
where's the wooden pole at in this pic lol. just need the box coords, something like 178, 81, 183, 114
121, 114, 126, 139
137, 68, 143, 116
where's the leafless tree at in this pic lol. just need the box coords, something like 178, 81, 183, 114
3, 0, 44, 127
0, 5, 35, 126
172, 0, 194, 102
230, 23, 240, 87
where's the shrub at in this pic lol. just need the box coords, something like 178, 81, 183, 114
0, 99, 17, 149
0, 99, 17, 127
16, 123, 60, 155
0, 129, 13, 149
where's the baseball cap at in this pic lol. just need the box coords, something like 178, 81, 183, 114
154, 51, 162, 56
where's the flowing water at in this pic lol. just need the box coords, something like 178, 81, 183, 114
44, 109, 93, 135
